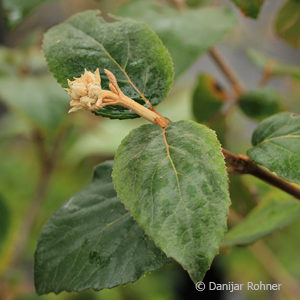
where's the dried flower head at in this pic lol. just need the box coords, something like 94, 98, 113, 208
65, 68, 103, 113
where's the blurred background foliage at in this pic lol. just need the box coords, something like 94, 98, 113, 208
0, 0, 299, 299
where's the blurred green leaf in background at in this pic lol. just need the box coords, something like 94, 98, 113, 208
223, 196, 300, 246
192, 73, 228, 123
3, 0, 57, 28
238, 88, 282, 120
119, 0, 237, 78
247, 49, 300, 80
229, 0, 265, 18
275, 0, 300, 48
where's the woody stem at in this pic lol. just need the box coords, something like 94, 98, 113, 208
222, 149, 300, 199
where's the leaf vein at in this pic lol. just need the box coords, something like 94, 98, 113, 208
255, 134, 300, 147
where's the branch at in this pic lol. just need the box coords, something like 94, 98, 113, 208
209, 47, 244, 97
222, 149, 300, 200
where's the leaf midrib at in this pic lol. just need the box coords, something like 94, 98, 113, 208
268, 140, 300, 158
67, 23, 130, 83
51, 209, 131, 290
253, 115, 300, 145
161, 128, 194, 250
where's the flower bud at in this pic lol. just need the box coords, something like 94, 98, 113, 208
88, 83, 102, 100
70, 82, 87, 98
65, 69, 102, 113
80, 96, 96, 108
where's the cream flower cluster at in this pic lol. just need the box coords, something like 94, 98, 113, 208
64, 68, 170, 128
65, 68, 103, 113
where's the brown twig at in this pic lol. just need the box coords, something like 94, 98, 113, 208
209, 47, 244, 97
222, 149, 300, 199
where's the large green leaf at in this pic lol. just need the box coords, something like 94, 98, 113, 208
248, 112, 300, 185
118, 1, 237, 79
275, 0, 300, 48
34, 161, 169, 295
3, 0, 56, 28
0, 76, 69, 131
43, 10, 174, 119
230, 0, 265, 18
113, 120, 230, 282
247, 49, 300, 80
223, 197, 300, 247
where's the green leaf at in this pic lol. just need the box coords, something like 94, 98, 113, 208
0, 76, 69, 131
118, 1, 237, 79
247, 49, 300, 80
238, 88, 282, 120
34, 161, 169, 295
3, 0, 56, 28
192, 73, 227, 123
43, 10, 174, 119
230, 0, 265, 18
113, 120, 230, 282
223, 197, 300, 247
275, 0, 300, 48
248, 112, 300, 185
